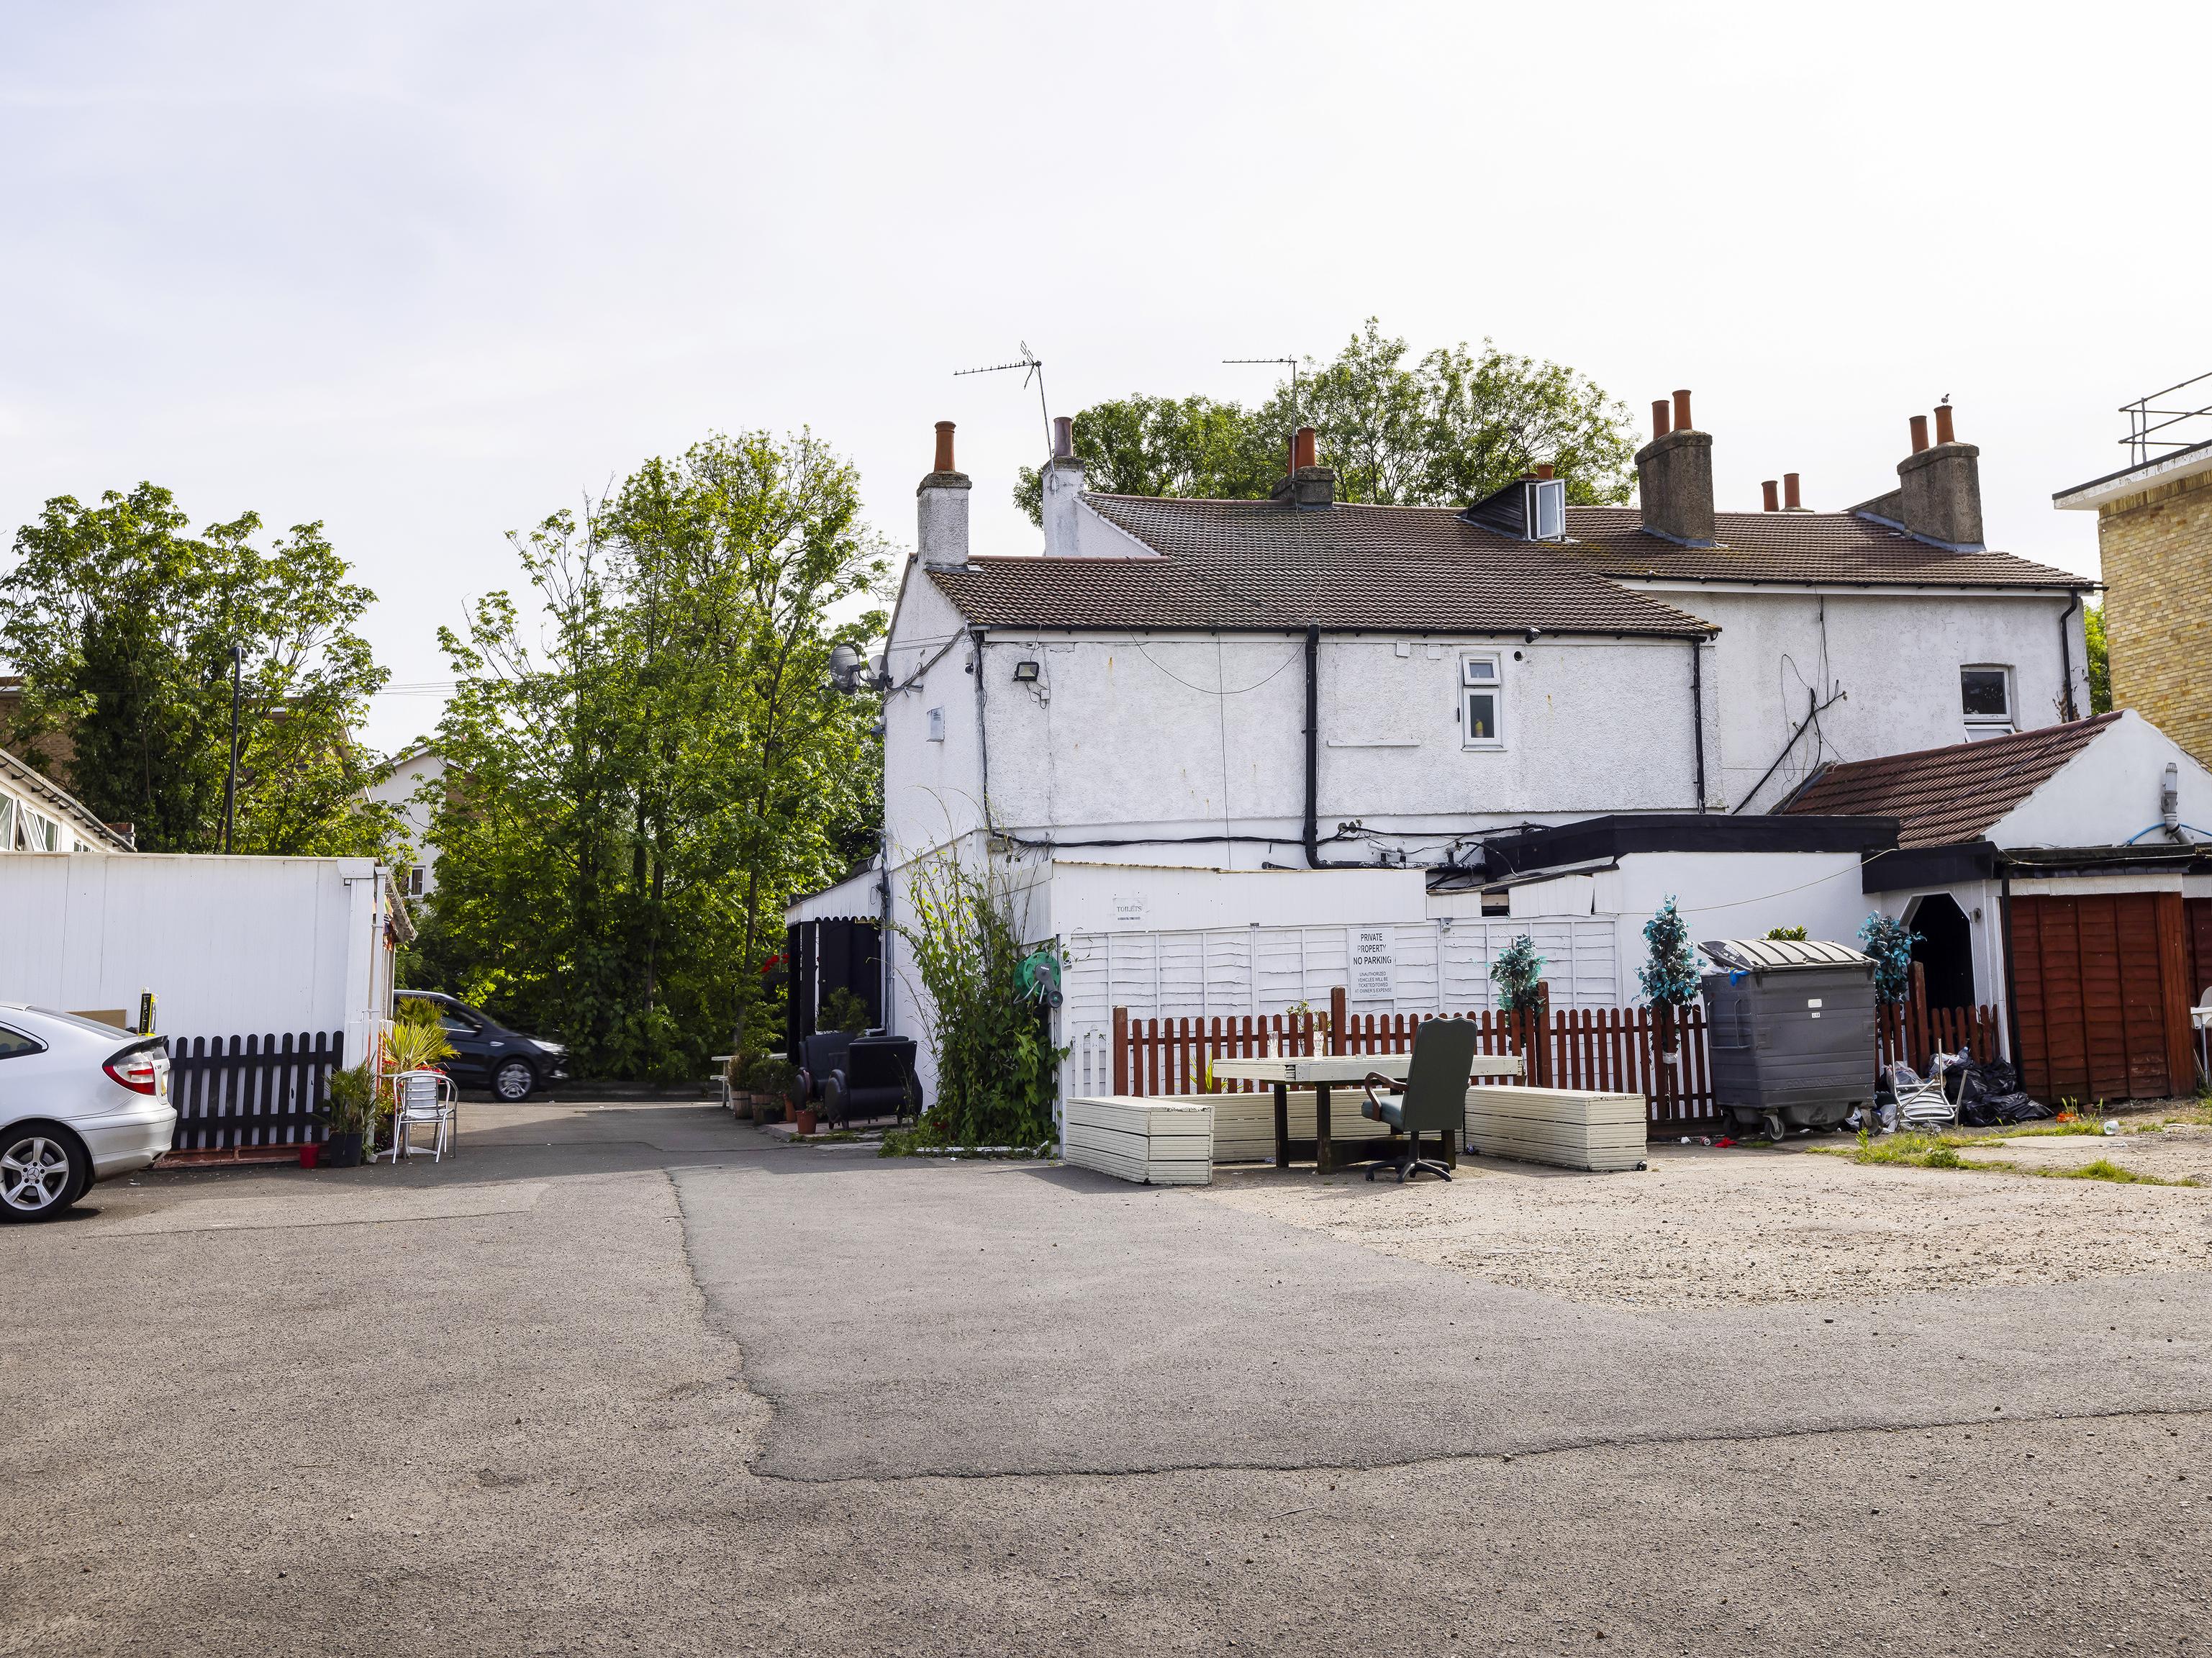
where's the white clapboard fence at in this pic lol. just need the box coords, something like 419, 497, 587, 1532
1466, 1085, 1647, 1173
1062, 1097, 1214, 1186
1059, 915, 1618, 1108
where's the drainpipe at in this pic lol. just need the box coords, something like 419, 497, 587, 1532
2057, 592, 2082, 721
969, 625, 994, 833
1998, 861, 2021, 1066
1304, 625, 1323, 866
1300, 625, 1360, 869
1688, 638, 1708, 812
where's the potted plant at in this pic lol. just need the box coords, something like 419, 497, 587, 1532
755, 1057, 799, 1127
322, 1061, 374, 1168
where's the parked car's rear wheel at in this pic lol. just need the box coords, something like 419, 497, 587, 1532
0, 1127, 88, 1223
491, 1059, 537, 1102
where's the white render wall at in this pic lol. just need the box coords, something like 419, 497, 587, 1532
0, 852, 399, 1054
882, 568, 987, 861
1662, 586, 2089, 813
883, 622, 1712, 871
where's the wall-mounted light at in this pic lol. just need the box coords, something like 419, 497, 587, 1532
1012, 659, 1041, 683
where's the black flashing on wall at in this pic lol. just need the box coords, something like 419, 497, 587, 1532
1473, 812, 1900, 883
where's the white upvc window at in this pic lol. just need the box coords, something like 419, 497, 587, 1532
1460, 653, 1505, 748
1960, 665, 2013, 735
0, 794, 15, 850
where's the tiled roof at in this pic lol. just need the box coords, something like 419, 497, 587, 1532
925, 494, 2088, 637
1557, 506, 2085, 588
1777, 714, 2119, 847
929, 497, 1715, 636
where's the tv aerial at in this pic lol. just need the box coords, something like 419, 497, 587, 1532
1223, 354, 1303, 416
956, 340, 1053, 456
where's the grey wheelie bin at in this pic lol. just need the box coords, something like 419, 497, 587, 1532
1698, 938, 1878, 1139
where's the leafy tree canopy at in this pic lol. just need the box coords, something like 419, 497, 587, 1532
2084, 602, 2111, 715
0, 482, 402, 856
407, 429, 888, 1082
1016, 318, 1636, 523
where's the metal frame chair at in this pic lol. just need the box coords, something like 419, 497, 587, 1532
386, 1068, 459, 1162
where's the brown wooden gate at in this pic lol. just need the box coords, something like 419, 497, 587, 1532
2008, 892, 2193, 1102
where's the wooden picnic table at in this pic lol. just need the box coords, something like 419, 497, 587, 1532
1211, 1051, 1525, 1174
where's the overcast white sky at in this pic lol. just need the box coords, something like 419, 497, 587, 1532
4, 1, 2206, 753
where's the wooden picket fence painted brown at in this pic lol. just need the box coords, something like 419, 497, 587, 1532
1109, 976, 2005, 1128
169, 1031, 345, 1151
1111, 989, 1719, 1124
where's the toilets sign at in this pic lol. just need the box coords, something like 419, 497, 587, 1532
1350, 928, 1397, 1001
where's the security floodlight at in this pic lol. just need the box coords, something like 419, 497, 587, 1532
1012, 659, 1041, 683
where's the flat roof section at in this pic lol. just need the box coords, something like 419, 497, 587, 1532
1476, 812, 1899, 882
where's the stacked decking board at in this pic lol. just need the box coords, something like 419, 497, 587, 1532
1063, 1096, 1215, 1186
1464, 1085, 1646, 1172
1200, 1090, 1397, 1164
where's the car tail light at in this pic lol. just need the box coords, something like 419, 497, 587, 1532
105, 1051, 160, 1095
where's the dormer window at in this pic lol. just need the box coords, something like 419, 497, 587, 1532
1524, 478, 1565, 540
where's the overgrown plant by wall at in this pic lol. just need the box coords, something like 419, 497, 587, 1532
897, 846, 1064, 1150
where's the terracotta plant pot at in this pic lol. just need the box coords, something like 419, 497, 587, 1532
795, 1108, 817, 1137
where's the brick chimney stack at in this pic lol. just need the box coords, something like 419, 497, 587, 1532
1635, 388, 1716, 546
1270, 425, 1336, 508
1895, 402, 1984, 548
917, 420, 972, 569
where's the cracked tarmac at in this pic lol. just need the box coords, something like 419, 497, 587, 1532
5, 1100, 2208, 1654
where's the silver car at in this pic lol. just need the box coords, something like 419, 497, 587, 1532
0, 1005, 177, 1222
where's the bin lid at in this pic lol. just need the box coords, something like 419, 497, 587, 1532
1699, 938, 1873, 974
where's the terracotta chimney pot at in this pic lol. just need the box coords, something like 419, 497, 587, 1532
1934, 403, 1956, 445
1291, 425, 1318, 470
933, 420, 956, 473
1535, 463, 1556, 480
1672, 389, 1694, 432
1783, 472, 1802, 510
1909, 414, 1930, 455
1762, 480, 1780, 512
1651, 399, 1671, 440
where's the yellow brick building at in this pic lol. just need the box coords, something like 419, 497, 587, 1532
2056, 440, 2212, 769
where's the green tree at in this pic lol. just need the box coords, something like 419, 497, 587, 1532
1015, 318, 1635, 522
413, 430, 887, 1082
2084, 602, 2112, 715
0, 482, 402, 856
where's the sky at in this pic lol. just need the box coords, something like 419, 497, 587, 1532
4, 0, 2207, 754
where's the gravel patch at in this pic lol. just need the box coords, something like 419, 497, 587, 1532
1199, 1136, 2212, 1310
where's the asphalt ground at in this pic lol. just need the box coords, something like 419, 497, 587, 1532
5, 1100, 2208, 1655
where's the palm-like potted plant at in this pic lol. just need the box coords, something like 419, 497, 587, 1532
322, 1061, 374, 1168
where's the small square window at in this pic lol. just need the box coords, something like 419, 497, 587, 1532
1961, 666, 2011, 726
